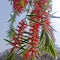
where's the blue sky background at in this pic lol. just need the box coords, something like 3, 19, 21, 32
0, 0, 12, 52
0, 0, 60, 52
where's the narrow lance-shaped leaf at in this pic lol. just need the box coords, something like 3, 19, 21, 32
26, 14, 36, 16
8, 11, 18, 23
49, 39, 58, 58
45, 32, 50, 49
8, 27, 15, 38
21, 0, 25, 8
46, 35, 58, 58
31, 57, 35, 60
40, 29, 44, 40
27, 18, 41, 24
21, 38, 28, 44
20, 45, 26, 50
5, 52, 15, 60
4, 39, 12, 43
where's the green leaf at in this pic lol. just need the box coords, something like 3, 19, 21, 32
20, 45, 26, 50
24, 31, 31, 35
47, 38, 58, 58
26, 14, 36, 16
40, 29, 44, 40
5, 52, 14, 60
4, 39, 12, 43
31, 57, 35, 60
18, 51, 24, 55
8, 14, 15, 23
45, 32, 50, 49
27, 18, 40, 24
21, 38, 28, 44
23, 49, 28, 54
8, 27, 15, 38
21, 0, 25, 8
39, 38, 44, 45
49, 45, 56, 58
50, 26, 56, 32
8, 11, 18, 23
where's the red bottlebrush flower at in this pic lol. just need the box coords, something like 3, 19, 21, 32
34, 1, 42, 11
34, 0, 48, 11
13, 0, 28, 13
33, 0, 50, 31
45, 20, 50, 26
33, 0, 50, 19
23, 23, 40, 59
10, 20, 27, 52
24, 50, 31, 59
33, 23, 40, 29
43, 11, 49, 17
44, 20, 50, 31
30, 9, 42, 21
29, 24, 39, 56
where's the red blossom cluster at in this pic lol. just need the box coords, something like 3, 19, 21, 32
13, 0, 28, 13
23, 23, 40, 59
31, 0, 50, 30
10, 20, 27, 52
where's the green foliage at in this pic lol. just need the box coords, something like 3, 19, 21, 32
8, 27, 15, 38
47, 39, 58, 58
38, 30, 58, 58
31, 57, 35, 60
45, 32, 50, 49
5, 52, 15, 60
8, 11, 18, 23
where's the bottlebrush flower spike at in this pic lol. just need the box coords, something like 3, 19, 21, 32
13, 0, 28, 13
33, 0, 51, 31
23, 23, 40, 59
10, 20, 27, 52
